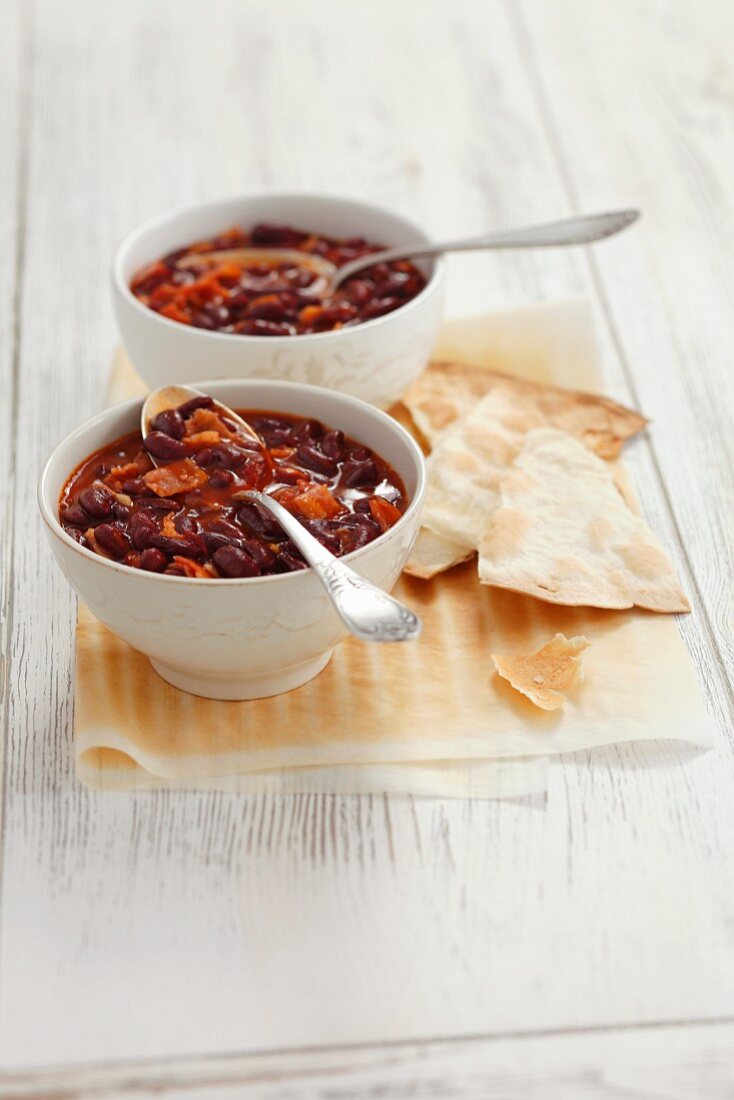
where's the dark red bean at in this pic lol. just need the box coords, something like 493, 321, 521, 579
137, 497, 179, 512
240, 536, 276, 569
273, 465, 305, 486
176, 395, 214, 418
78, 485, 113, 519
130, 512, 158, 550
144, 431, 188, 460
209, 469, 235, 489
352, 496, 372, 513
321, 429, 345, 461
201, 519, 245, 555
151, 408, 186, 439
231, 319, 295, 337
153, 532, 207, 559
294, 419, 322, 442
95, 523, 131, 559
273, 548, 306, 573
302, 519, 341, 554
140, 548, 168, 572
112, 501, 131, 522
341, 457, 378, 487
121, 477, 147, 496
295, 444, 337, 477
250, 223, 308, 248
213, 545, 260, 578
245, 295, 288, 321
174, 512, 199, 536
192, 312, 217, 330
361, 297, 401, 320
62, 502, 90, 527
237, 501, 285, 540
343, 279, 373, 307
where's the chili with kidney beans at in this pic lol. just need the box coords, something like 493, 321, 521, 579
129, 223, 427, 335
59, 397, 408, 579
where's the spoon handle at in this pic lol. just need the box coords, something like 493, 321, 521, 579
242, 492, 422, 643
335, 209, 640, 285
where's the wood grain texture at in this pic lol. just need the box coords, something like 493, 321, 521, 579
3, 1021, 734, 1098
0, 0, 732, 1093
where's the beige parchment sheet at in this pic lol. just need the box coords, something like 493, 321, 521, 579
74, 300, 713, 794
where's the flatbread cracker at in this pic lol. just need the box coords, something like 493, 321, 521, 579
478, 428, 689, 612
404, 528, 474, 579
403, 360, 647, 458
491, 633, 590, 710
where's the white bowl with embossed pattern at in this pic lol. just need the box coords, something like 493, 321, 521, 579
112, 193, 445, 410
38, 379, 425, 700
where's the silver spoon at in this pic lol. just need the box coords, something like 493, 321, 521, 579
141, 385, 422, 643
175, 209, 639, 294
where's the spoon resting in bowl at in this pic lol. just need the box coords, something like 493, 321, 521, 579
141, 385, 423, 643
175, 209, 640, 296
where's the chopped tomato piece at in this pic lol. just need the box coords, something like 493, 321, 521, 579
291, 484, 344, 520
143, 459, 208, 497
369, 496, 402, 532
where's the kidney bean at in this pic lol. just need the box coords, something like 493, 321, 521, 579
153, 531, 207, 559
151, 408, 186, 439
137, 496, 179, 512
95, 523, 131, 559
237, 501, 285, 540
361, 297, 401, 320
192, 312, 217, 330
232, 319, 295, 337
121, 477, 147, 496
177, 395, 215, 418
341, 457, 379, 487
294, 419, 322, 443
240, 536, 276, 569
140, 547, 168, 572
78, 484, 113, 519
321, 429, 345, 461
112, 501, 131, 522
301, 519, 340, 554
174, 512, 199, 536
250, 223, 308, 248
201, 519, 245, 555
352, 496, 372, 513
273, 465, 305, 486
343, 279, 373, 307
213, 545, 260, 578
129, 512, 158, 550
273, 548, 307, 573
294, 444, 337, 477
245, 294, 289, 322
209, 469, 235, 489
144, 431, 188, 460
62, 502, 91, 526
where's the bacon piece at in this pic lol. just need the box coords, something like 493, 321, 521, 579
169, 556, 217, 579
185, 407, 236, 439
143, 459, 208, 497
184, 430, 221, 449
369, 497, 402, 532
291, 484, 345, 520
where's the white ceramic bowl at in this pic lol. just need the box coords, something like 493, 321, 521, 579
38, 380, 425, 700
112, 193, 445, 410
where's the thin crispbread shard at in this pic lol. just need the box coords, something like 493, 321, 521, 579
403, 359, 647, 458
491, 633, 590, 711
404, 528, 474, 579
478, 428, 689, 613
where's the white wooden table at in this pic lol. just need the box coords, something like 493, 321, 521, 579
1, 0, 733, 1095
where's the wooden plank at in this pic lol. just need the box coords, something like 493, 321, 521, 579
514, 0, 734, 695
0, 0, 732, 1076
0, 0, 24, 864
3, 1020, 734, 1098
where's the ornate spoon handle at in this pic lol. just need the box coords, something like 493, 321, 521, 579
241, 492, 422, 643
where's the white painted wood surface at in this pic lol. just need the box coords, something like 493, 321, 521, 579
0, 0, 732, 1094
